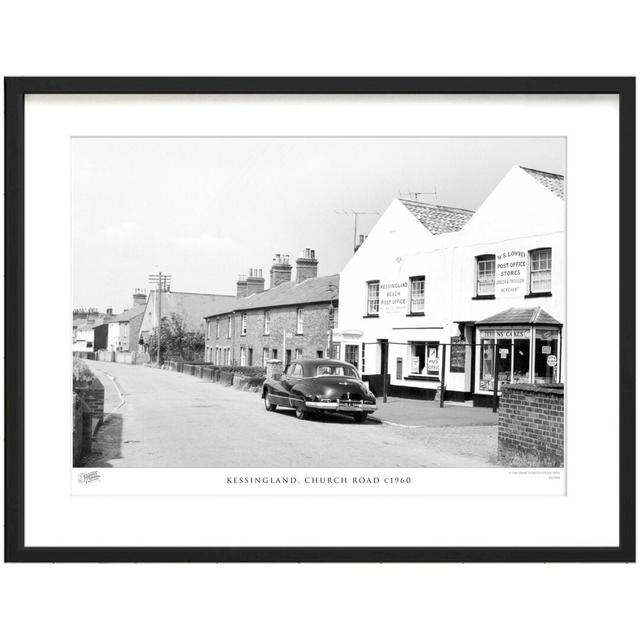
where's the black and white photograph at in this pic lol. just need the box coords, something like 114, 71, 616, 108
72, 136, 566, 471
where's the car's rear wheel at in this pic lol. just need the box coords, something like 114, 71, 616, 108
295, 406, 308, 420
352, 413, 368, 423
264, 392, 277, 412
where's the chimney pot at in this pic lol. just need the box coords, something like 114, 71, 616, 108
270, 253, 293, 288
296, 248, 319, 283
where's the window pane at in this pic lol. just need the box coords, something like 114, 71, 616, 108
534, 335, 558, 384
530, 249, 552, 292
496, 339, 512, 389
513, 339, 530, 383
410, 278, 425, 313
409, 343, 426, 374
367, 282, 379, 314
477, 256, 495, 295
479, 339, 495, 391
345, 344, 359, 368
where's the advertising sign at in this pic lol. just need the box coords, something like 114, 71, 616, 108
495, 249, 527, 298
478, 327, 531, 340
379, 280, 408, 315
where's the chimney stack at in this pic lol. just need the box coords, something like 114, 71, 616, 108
133, 288, 147, 307
270, 254, 292, 288
106, 307, 113, 316
246, 268, 265, 296
354, 234, 368, 252
236, 274, 248, 298
296, 248, 318, 283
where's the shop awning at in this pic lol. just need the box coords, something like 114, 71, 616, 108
477, 306, 562, 326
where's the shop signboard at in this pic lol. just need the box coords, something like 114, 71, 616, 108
426, 345, 440, 375
378, 280, 408, 315
449, 336, 466, 373
495, 249, 527, 298
478, 327, 531, 340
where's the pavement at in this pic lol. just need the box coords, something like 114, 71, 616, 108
374, 396, 497, 428
81, 361, 499, 468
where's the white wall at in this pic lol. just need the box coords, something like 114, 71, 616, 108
107, 322, 128, 351
336, 166, 566, 394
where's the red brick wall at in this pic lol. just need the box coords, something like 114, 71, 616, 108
206, 302, 332, 366
498, 383, 564, 465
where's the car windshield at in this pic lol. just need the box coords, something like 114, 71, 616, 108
315, 365, 359, 378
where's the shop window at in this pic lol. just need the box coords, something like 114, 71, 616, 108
366, 280, 380, 315
264, 310, 270, 335
240, 313, 247, 336
496, 338, 512, 389
426, 343, 440, 376
476, 255, 495, 296
513, 339, 531, 383
409, 276, 425, 314
296, 308, 304, 334
530, 248, 552, 293
479, 339, 495, 391
345, 344, 359, 369
408, 342, 440, 376
534, 330, 559, 383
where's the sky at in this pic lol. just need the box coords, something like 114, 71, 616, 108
72, 137, 565, 312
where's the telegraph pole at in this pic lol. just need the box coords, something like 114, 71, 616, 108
336, 210, 380, 252
148, 271, 172, 366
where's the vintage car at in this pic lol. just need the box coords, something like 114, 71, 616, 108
262, 358, 378, 422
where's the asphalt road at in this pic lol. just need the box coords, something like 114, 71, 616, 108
83, 361, 498, 468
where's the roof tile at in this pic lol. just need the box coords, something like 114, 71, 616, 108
400, 199, 474, 235
520, 167, 565, 200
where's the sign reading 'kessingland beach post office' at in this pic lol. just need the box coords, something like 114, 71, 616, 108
495, 250, 527, 298
379, 281, 408, 315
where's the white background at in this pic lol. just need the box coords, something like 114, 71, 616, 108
1, 1, 638, 639
27, 95, 607, 546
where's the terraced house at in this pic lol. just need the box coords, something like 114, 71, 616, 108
204, 249, 339, 367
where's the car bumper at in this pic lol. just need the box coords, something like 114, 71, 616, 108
304, 401, 377, 413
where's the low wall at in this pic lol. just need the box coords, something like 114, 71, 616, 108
114, 351, 151, 365
72, 393, 83, 466
166, 361, 265, 393
73, 377, 105, 465
498, 383, 564, 466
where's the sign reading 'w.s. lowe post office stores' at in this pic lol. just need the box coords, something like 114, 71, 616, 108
495, 249, 527, 298
379, 280, 408, 315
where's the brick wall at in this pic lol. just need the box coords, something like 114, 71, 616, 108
206, 302, 332, 366
76, 378, 105, 427
498, 383, 564, 466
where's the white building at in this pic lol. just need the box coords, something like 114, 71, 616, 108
73, 324, 96, 353
334, 165, 565, 405
106, 306, 146, 352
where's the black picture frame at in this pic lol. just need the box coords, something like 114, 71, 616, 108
4, 77, 635, 563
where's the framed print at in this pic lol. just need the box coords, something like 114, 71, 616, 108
4, 77, 635, 562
